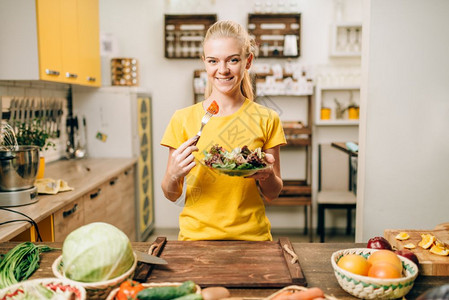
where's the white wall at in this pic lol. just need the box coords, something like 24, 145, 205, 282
99, 0, 362, 230
357, 0, 449, 241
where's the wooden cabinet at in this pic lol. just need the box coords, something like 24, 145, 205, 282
164, 14, 217, 59
248, 14, 301, 58
83, 183, 108, 224
35, 0, 63, 82
53, 198, 85, 242
105, 167, 136, 240
52, 166, 137, 242
257, 93, 313, 242
77, 0, 101, 86
0, 0, 101, 86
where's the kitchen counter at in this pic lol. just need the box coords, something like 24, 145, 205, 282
0, 241, 447, 299
0, 158, 137, 242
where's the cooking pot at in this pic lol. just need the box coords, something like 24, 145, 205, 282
0, 145, 39, 191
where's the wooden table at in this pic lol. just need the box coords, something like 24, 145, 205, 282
1, 242, 447, 299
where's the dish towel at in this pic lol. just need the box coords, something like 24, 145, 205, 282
346, 142, 359, 152
35, 178, 74, 195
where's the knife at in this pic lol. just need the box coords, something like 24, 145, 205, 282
135, 250, 168, 265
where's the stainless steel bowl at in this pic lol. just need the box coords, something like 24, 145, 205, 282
0, 145, 39, 191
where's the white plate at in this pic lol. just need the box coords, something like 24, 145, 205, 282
200, 159, 270, 177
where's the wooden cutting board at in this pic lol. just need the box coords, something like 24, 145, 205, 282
384, 229, 449, 276
134, 237, 306, 288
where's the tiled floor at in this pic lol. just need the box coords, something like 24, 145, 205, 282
145, 227, 355, 243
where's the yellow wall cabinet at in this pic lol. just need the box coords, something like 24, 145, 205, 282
0, 0, 101, 87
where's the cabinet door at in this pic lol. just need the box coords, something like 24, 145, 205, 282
77, 0, 101, 86
36, 0, 63, 82
53, 198, 84, 242
83, 183, 108, 224
60, 0, 80, 84
105, 168, 136, 240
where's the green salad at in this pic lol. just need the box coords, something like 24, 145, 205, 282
203, 145, 267, 170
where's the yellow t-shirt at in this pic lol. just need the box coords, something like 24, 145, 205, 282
161, 99, 286, 241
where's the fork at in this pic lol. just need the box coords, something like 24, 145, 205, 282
192, 100, 219, 145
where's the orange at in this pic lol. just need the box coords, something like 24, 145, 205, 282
368, 262, 402, 279
418, 234, 436, 249
337, 254, 371, 276
404, 243, 416, 249
367, 250, 403, 273
435, 239, 446, 249
395, 232, 410, 241
429, 244, 449, 256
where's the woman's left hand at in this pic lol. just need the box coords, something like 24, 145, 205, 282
246, 153, 275, 181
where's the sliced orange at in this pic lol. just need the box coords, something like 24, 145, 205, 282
404, 243, 416, 249
418, 234, 436, 249
395, 232, 410, 241
429, 244, 449, 256
435, 239, 447, 249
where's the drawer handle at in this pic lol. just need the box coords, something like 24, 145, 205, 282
87, 76, 96, 82
90, 189, 101, 199
63, 204, 78, 218
45, 69, 60, 76
66, 72, 78, 79
110, 178, 118, 186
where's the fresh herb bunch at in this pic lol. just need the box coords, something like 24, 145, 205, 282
15, 118, 56, 151
0, 242, 58, 288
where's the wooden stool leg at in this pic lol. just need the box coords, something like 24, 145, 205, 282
346, 207, 353, 235
318, 204, 325, 243
304, 206, 308, 235
309, 203, 313, 242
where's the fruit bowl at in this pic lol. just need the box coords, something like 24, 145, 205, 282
331, 248, 419, 299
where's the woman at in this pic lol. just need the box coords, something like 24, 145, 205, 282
161, 20, 286, 241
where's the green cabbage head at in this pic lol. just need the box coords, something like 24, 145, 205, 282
62, 222, 134, 282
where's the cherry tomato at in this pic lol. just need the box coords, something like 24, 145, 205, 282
116, 280, 145, 300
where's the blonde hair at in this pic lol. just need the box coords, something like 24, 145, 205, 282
202, 20, 256, 101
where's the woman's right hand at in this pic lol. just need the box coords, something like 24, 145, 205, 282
167, 137, 199, 181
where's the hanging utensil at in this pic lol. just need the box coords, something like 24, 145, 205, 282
18, 98, 26, 126
8, 97, 16, 130
74, 115, 86, 159
55, 99, 63, 138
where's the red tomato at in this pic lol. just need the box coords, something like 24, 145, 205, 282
116, 280, 145, 300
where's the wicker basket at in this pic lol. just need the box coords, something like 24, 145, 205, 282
0, 278, 86, 300
331, 248, 419, 299
52, 252, 138, 299
264, 285, 339, 300
106, 282, 202, 300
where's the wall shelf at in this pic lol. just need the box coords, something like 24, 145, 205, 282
164, 14, 217, 59
315, 85, 360, 126
260, 93, 313, 241
248, 13, 301, 58
254, 71, 313, 96
315, 120, 359, 126
330, 22, 362, 58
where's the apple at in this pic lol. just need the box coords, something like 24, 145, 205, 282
396, 249, 419, 267
367, 236, 393, 250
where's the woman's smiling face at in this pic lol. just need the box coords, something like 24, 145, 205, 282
203, 37, 251, 97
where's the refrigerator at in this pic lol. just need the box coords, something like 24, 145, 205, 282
72, 86, 154, 241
